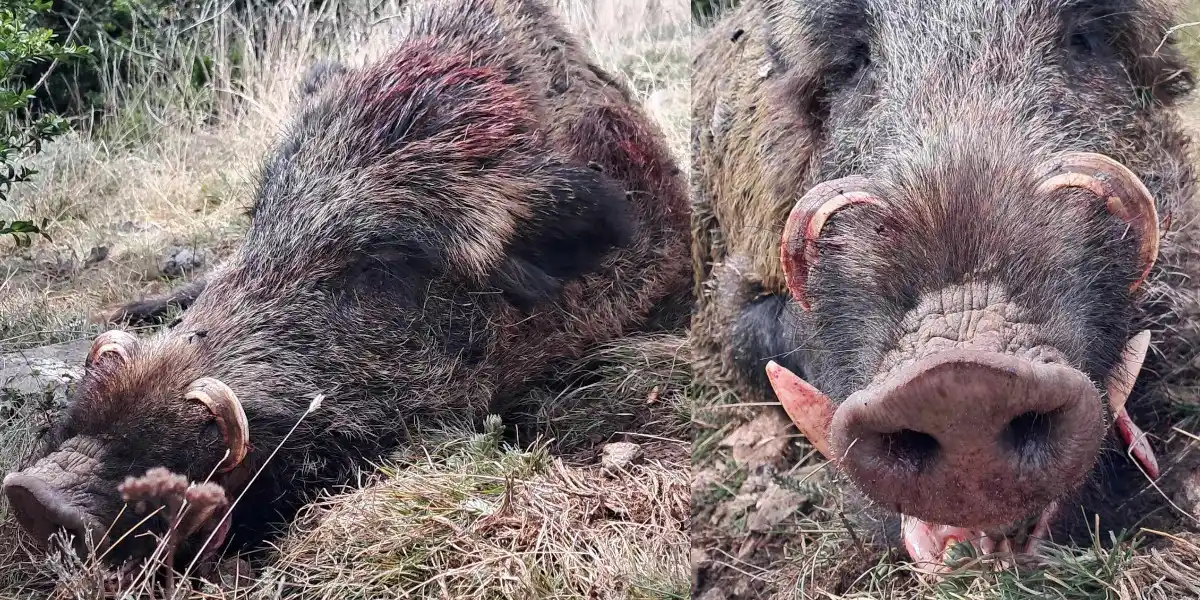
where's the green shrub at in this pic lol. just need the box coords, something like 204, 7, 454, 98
28, 0, 176, 118
0, 0, 88, 246
28, 0, 330, 120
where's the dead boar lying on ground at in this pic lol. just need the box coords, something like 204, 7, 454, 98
691, 0, 1200, 577
3, 0, 692, 569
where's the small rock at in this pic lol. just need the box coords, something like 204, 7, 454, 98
0, 339, 91, 411
33, 250, 79, 279
217, 557, 254, 589
645, 385, 660, 405
83, 245, 109, 267
710, 491, 757, 530
1176, 469, 1200, 517
731, 578, 757, 598
746, 481, 807, 532
719, 409, 794, 471
690, 466, 724, 494
601, 441, 644, 472
160, 246, 207, 278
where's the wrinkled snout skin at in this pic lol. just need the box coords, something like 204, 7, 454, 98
4, 469, 101, 551
7, 0, 692, 564
691, 0, 1200, 549
2, 433, 197, 563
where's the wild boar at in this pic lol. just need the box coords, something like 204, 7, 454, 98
691, 0, 1200, 571
5, 0, 692, 566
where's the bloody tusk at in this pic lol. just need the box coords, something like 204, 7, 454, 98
1115, 414, 1159, 479
765, 360, 837, 460
1105, 330, 1159, 480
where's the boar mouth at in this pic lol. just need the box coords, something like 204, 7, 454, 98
764, 330, 1156, 572
900, 502, 1059, 573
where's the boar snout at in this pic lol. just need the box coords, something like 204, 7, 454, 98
829, 349, 1105, 529
4, 471, 100, 550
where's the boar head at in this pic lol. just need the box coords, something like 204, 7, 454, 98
757, 0, 1193, 569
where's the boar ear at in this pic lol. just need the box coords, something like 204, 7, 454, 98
86, 330, 139, 368
296, 60, 349, 99
1121, 9, 1194, 106
490, 165, 635, 311
1035, 152, 1159, 292
781, 176, 882, 310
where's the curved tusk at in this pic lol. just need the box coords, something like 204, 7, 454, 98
185, 377, 249, 473
86, 330, 139, 368
781, 175, 882, 310
1035, 152, 1160, 292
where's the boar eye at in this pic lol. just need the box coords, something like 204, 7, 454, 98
1066, 13, 1114, 58
846, 41, 871, 75
1069, 31, 1097, 55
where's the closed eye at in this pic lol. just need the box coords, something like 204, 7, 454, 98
1069, 31, 1097, 54
1065, 10, 1122, 58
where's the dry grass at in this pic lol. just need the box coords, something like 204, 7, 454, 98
254, 415, 689, 599
0, 0, 693, 598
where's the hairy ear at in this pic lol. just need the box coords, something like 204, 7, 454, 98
759, 0, 870, 195
1122, 2, 1195, 106
297, 60, 349, 98
490, 165, 636, 311
761, 0, 870, 121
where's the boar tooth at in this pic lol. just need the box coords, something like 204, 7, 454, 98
185, 378, 249, 473
1023, 501, 1060, 554
1106, 330, 1151, 415
1115, 411, 1160, 479
764, 361, 836, 460
86, 329, 139, 367
1104, 330, 1159, 479
900, 515, 945, 571
1035, 153, 1161, 292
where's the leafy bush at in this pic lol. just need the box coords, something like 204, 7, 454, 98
0, 0, 88, 245
29, 0, 330, 120
29, 0, 198, 118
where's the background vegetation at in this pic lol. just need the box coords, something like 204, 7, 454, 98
0, 0, 87, 247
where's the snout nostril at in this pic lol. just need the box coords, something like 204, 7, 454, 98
879, 429, 939, 472
831, 349, 1108, 529
1001, 410, 1057, 469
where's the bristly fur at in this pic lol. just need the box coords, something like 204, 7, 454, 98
692, 0, 1200, 564
17, 0, 692, 566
